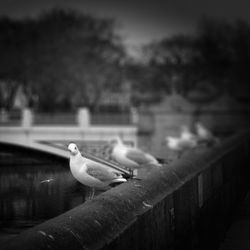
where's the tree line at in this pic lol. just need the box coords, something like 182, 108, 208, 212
138, 17, 250, 104
0, 9, 125, 111
0, 10, 250, 112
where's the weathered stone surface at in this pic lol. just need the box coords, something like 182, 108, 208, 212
2, 130, 250, 250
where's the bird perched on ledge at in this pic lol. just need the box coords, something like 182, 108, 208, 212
195, 122, 220, 146
68, 143, 127, 197
110, 136, 162, 176
165, 125, 198, 158
180, 125, 197, 142
166, 135, 197, 158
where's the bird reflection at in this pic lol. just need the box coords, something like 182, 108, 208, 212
40, 178, 54, 184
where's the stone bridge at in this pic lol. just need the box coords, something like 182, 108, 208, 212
0, 108, 138, 157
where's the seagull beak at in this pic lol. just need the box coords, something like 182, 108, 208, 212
69, 148, 78, 156
68, 148, 75, 155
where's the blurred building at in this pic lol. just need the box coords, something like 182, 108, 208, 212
95, 80, 132, 112
13, 85, 28, 110
137, 91, 250, 156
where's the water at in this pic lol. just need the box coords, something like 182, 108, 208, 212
0, 150, 90, 243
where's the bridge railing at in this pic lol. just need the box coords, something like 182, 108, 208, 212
0, 109, 22, 126
2, 130, 250, 250
0, 108, 138, 127
91, 112, 131, 125
0, 108, 138, 149
33, 113, 77, 125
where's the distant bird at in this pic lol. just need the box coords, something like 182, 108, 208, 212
195, 122, 220, 146
68, 143, 127, 198
110, 137, 161, 176
165, 125, 198, 158
165, 135, 197, 158
180, 125, 197, 142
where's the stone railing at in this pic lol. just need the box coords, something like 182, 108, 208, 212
2, 130, 250, 250
0, 108, 139, 127
0, 108, 138, 149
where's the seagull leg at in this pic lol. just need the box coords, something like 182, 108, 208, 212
87, 187, 95, 200
129, 169, 134, 177
131, 169, 138, 178
90, 188, 95, 199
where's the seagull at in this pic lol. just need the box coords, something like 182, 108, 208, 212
68, 143, 127, 198
165, 125, 198, 158
195, 122, 220, 146
110, 137, 161, 176
180, 125, 197, 142
165, 135, 197, 158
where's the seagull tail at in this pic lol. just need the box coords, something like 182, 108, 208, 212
109, 178, 127, 187
150, 161, 162, 168
112, 177, 127, 183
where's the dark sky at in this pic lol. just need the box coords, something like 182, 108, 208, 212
0, 0, 249, 48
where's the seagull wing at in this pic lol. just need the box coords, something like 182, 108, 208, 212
85, 161, 120, 182
179, 139, 196, 149
125, 148, 153, 165
198, 125, 212, 139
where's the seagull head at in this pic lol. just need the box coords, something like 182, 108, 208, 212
195, 122, 207, 136
110, 136, 123, 147
195, 122, 203, 131
165, 136, 179, 148
68, 143, 79, 156
181, 125, 193, 135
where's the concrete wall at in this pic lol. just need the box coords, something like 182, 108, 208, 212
2, 130, 250, 250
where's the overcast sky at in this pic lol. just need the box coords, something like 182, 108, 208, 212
0, 0, 249, 48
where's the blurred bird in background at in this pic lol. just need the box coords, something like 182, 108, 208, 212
165, 122, 220, 159
180, 125, 197, 142
109, 136, 162, 176
165, 125, 198, 158
195, 122, 220, 146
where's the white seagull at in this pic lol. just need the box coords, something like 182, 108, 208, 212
195, 122, 220, 146
165, 136, 197, 158
68, 143, 127, 197
166, 125, 198, 158
180, 125, 197, 142
110, 137, 161, 175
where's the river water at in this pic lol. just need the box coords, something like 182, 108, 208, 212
0, 149, 91, 243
